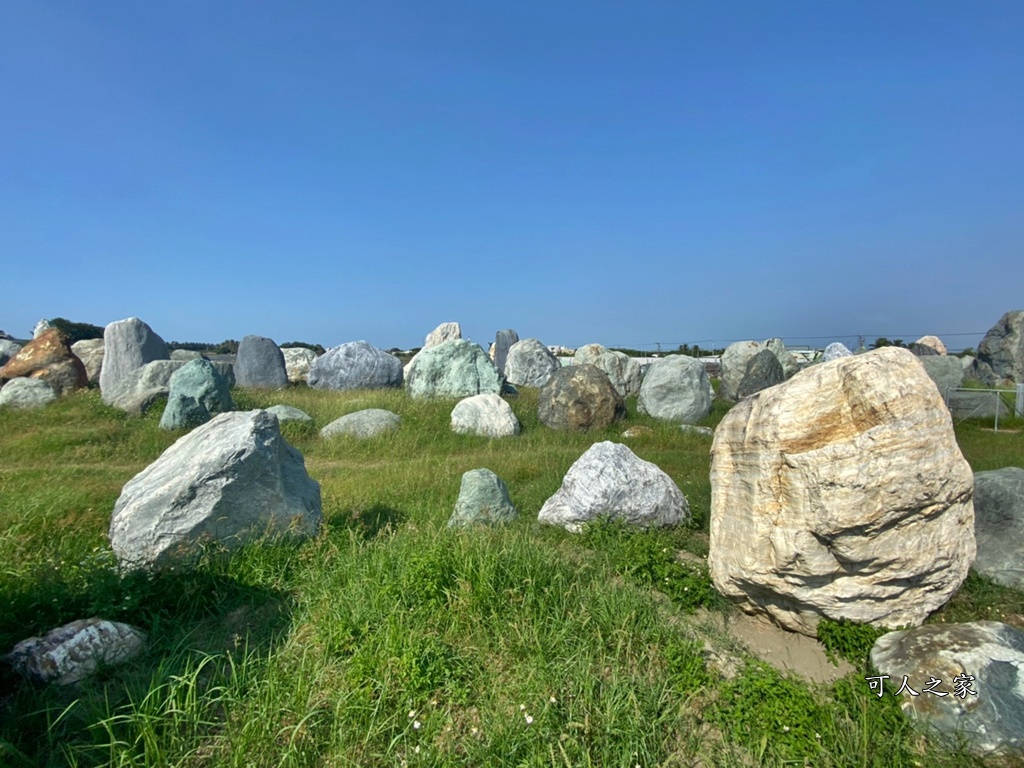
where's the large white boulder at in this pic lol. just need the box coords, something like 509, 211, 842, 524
709, 347, 975, 636
110, 410, 322, 571
451, 393, 520, 437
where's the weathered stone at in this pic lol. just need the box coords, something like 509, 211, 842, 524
0, 377, 57, 409
404, 322, 463, 375
159, 393, 210, 431
621, 425, 654, 438
719, 341, 766, 402
451, 393, 520, 437
822, 342, 853, 362
71, 339, 104, 385
448, 468, 518, 528
405, 339, 504, 399
538, 441, 689, 532
736, 348, 785, 399
919, 356, 964, 397
32, 318, 53, 339
680, 424, 714, 437
870, 622, 1024, 755
106, 360, 186, 415
709, 347, 975, 637
764, 338, 801, 379
637, 355, 712, 424
168, 359, 233, 414
235, 335, 288, 389
210, 360, 235, 389
0, 328, 88, 396
110, 410, 322, 571
4, 618, 146, 686
964, 357, 1000, 387
0, 339, 21, 366
504, 338, 561, 388
972, 468, 1024, 589
911, 335, 948, 356
574, 344, 643, 398
282, 347, 317, 383
100, 318, 169, 405
492, 329, 519, 375
321, 409, 401, 438
170, 349, 205, 361
978, 311, 1024, 384
308, 341, 402, 391
538, 365, 625, 432
264, 405, 313, 423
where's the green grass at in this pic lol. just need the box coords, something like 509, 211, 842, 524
0, 385, 1021, 767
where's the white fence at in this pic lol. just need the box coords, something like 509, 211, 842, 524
944, 384, 1024, 431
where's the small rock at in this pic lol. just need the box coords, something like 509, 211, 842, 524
822, 342, 853, 362
5, 618, 146, 685
448, 468, 518, 528
264, 405, 313, 423
451, 393, 520, 437
0, 377, 58, 409
321, 409, 401, 438
910, 335, 948, 356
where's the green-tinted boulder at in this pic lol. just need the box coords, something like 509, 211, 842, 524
448, 468, 518, 528
405, 339, 504, 399
168, 359, 234, 414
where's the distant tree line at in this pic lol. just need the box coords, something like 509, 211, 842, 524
608, 345, 725, 357
168, 340, 326, 355
49, 318, 104, 344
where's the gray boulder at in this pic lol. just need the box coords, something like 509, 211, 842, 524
538, 441, 690, 532
574, 344, 643, 398
964, 357, 1000, 387
823, 342, 853, 362
504, 338, 561, 388
32, 318, 53, 338
264, 404, 313, 424
870, 622, 1024, 755
736, 348, 785, 399
159, 393, 210, 431
321, 409, 401, 438
405, 339, 504, 399
235, 335, 288, 390
973, 468, 1024, 589
637, 355, 712, 424
492, 329, 519, 375
0, 339, 21, 366
978, 311, 1024, 384
4, 618, 146, 686
308, 341, 403, 391
210, 360, 235, 389
448, 468, 519, 528
168, 359, 233, 414
109, 410, 322, 571
282, 347, 317, 383
100, 318, 169, 405
538, 365, 625, 432
71, 339, 104, 385
403, 322, 463, 376
919, 356, 964, 397
110, 359, 187, 415
451, 393, 520, 437
0, 377, 57, 409
764, 338, 801, 379
719, 341, 766, 402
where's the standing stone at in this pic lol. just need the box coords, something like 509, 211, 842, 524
4, 618, 146, 686
764, 338, 801, 379
709, 347, 975, 637
870, 622, 1024, 755
71, 339, 105, 385
538, 365, 625, 432
910, 335, 948, 356
0, 329, 88, 396
405, 339, 504, 399
0, 339, 21, 366
108, 360, 188, 416
158, 393, 210, 431
972, 468, 1024, 589
822, 342, 853, 362
575, 344, 643, 398
637, 355, 712, 424
504, 339, 561, 388
282, 347, 317, 383
0, 377, 58, 409
110, 410, 322, 571
235, 335, 288, 390
492, 329, 520, 376
321, 409, 401, 438
308, 341, 403, 391
451, 393, 520, 437
978, 310, 1024, 384
448, 468, 519, 528
100, 318, 169, 405
736, 348, 785, 399
538, 441, 689, 532
918, 356, 964, 398
719, 341, 766, 402
167, 358, 233, 414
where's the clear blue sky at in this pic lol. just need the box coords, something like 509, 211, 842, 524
2, 2, 1022, 352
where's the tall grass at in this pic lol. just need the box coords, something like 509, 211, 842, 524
0, 385, 1020, 766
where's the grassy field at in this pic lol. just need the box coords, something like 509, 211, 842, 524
0, 384, 1022, 767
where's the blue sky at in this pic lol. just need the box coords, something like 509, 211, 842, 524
2, 2, 1022, 352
